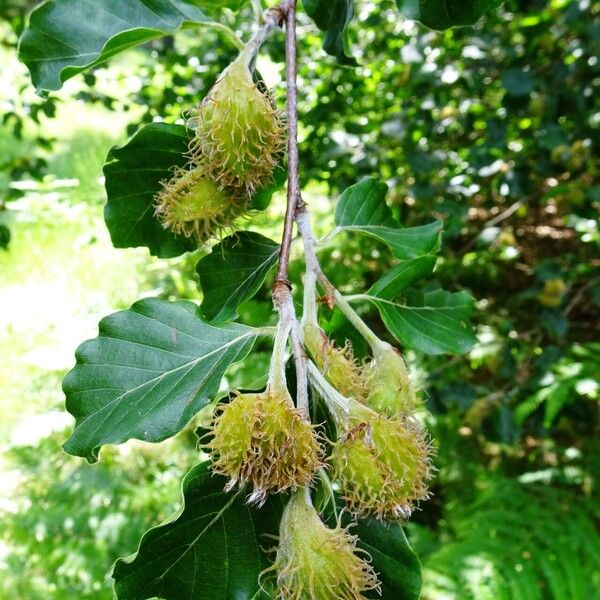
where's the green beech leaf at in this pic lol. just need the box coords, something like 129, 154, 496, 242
353, 518, 422, 600
103, 122, 195, 258
113, 461, 282, 599
113, 462, 424, 600
369, 289, 477, 355
303, 0, 357, 66
63, 298, 257, 462
368, 256, 437, 300
19, 0, 212, 92
190, 0, 248, 10
197, 231, 280, 324
112, 462, 421, 600
334, 178, 442, 259
395, 0, 503, 30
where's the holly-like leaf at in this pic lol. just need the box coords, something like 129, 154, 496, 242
197, 231, 280, 324
369, 289, 477, 355
353, 518, 422, 600
19, 0, 212, 92
334, 179, 442, 259
303, 0, 357, 66
103, 122, 195, 258
63, 298, 257, 462
395, 0, 503, 30
113, 461, 282, 600
368, 256, 437, 300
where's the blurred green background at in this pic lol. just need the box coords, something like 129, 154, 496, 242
0, 0, 598, 598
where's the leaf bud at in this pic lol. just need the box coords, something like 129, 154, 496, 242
206, 391, 322, 504
270, 489, 380, 599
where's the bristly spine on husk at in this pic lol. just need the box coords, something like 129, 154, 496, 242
205, 390, 322, 505
187, 47, 285, 195
154, 165, 248, 242
331, 400, 433, 521
364, 344, 419, 415
303, 324, 368, 402
264, 488, 381, 600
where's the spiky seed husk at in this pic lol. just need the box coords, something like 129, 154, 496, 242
206, 391, 322, 504
331, 402, 433, 520
154, 166, 246, 242
188, 54, 285, 194
364, 347, 418, 415
303, 324, 367, 401
269, 489, 380, 600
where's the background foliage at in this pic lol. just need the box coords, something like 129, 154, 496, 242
1, 0, 598, 598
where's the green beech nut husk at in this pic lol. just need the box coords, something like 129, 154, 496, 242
206, 391, 322, 504
364, 346, 418, 415
331, 401, 432, 520
268, 489, 380, 599
154, 166, 246, 242
188, 51, 285, 194
303, 324, 367, 401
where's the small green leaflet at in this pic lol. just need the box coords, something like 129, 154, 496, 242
63, 298, 257, 462
197, 231, 280, 324
395, 0, 503, 30
369, 289, 476, 355
103, 123, 195, 258
303, 0, 357, 66
19, 0, 212, 92
334, 178, 442, 259
112, 461, 282, 600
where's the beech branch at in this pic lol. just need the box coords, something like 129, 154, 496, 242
270, 0, 309, 417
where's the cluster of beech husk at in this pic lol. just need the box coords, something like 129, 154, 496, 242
154, 47, 284, 242
172, 24, 432, 600
304, 323, 433, 522
204, 318, 432, 598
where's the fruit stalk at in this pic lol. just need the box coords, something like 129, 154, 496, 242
296, 210, 385, 352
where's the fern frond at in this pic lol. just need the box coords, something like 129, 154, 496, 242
414, 479, 600, 600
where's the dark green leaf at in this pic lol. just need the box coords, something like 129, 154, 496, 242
368, 256, 437, 300
63, 298, 257, 462
395, 0, 503, 30
113, 461, 282, 600
369, 289, 477, 355
0, 224, 10, 250
354, 518, 422, 600
501, 68, 535, 97
190, 0, 247, 10
334, 179, 442, 259
103, 122, 196, 258
19, 0, 211, 92
303, 0, 357, 66
197, 231, 280, 324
